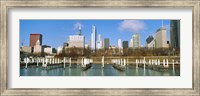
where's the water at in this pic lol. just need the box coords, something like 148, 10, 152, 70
20, 64, 180, 76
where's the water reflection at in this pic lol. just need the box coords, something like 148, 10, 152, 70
20, 64, 180, 76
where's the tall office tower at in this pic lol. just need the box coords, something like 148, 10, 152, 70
122, 41, 129, 49
91, 25, 97, 51
97, 34, 103, 49
131, 33, 140, 48
155, 27, 168, 48
33, 40, 42, 54
30, 34, 42, 47
146, 35, 155, 48
68, 35, 85, 48
170, 20, 180, 48
104, 38, 110, 49
130, 38, 133, 48
88, 40, 91, 48
118, 39, 122, 49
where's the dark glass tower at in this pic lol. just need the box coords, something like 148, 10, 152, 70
170, 20, 180, 48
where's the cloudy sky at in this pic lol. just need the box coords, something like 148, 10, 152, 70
20, 20, 170, 48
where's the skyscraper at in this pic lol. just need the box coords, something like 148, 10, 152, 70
104, 38, 110, 49
146, 35, 155, 48
33, 40, 42, 54
30, 34, 42, 47
91, 25, 97, 51
131, 33, 140, 48
68, 35, 85, 48
170, 20, 180, 48
155, 27, 168, 48
122, 41, 129, 49
97, 34, 103, 49
118, 39, 122, 49
68, 27, 85, 48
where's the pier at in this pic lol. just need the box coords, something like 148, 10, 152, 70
20, 56, 180, 75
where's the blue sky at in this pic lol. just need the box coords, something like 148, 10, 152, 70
20, 20, 170, 48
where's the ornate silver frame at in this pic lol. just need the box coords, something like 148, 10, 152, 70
0, 0, 199, 95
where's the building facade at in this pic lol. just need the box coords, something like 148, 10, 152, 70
170, 20, 180, 48
30, 34, 42, 47
57, 46, 63, 55
122, 41, 129, 49
44, 47, 53, 54
91, 25, 97, 51
146, 35, 155, 48
68, 35, 85, 48
155, 27, 168, 48
33, 40, 43, 54
104, 38, 110, 49
97, 34, 103, 49
118, 39, 122, 49
131, 34, 140, 48
21, 46, 32, 53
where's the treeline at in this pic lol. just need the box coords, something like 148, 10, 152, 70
56, 47, 180, 58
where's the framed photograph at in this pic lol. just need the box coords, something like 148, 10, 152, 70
1, 0, 199, 95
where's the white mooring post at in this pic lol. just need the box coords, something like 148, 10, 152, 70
136, 59, 138, 68
24, 57, 29, 68
166, 59, 169, 68
102, 56, 104, 68
69, 57, 71, 68
53, 58, 55, 64
123, 59, 126, 66
42, 58, 45, 66
172, 59, 175, 70
163, 59, 165, 67
37, 57, 39, 66
149, 59, 151, 65
155, 59, 158, 65
63, 57, 66, 68
120, 59, 123, 66
158, 59, 160, 65
143, 57, 146, 69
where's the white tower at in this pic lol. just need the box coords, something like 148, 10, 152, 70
91, 25, 96, 51
118, 39, 122, 49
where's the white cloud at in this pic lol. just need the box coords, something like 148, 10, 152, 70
74, 22, 83, 30
118, 20, 146, 32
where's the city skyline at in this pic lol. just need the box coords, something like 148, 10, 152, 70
20, 20, 171, 48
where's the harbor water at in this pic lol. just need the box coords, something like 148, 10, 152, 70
20, 64, 180, 76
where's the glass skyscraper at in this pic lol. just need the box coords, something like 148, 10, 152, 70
170, 20, 180, 48
91, 25, 97, 51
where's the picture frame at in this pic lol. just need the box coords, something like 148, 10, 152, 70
0, 0, 199, 95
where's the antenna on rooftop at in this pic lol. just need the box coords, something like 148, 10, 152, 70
162, 20, 163, 28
